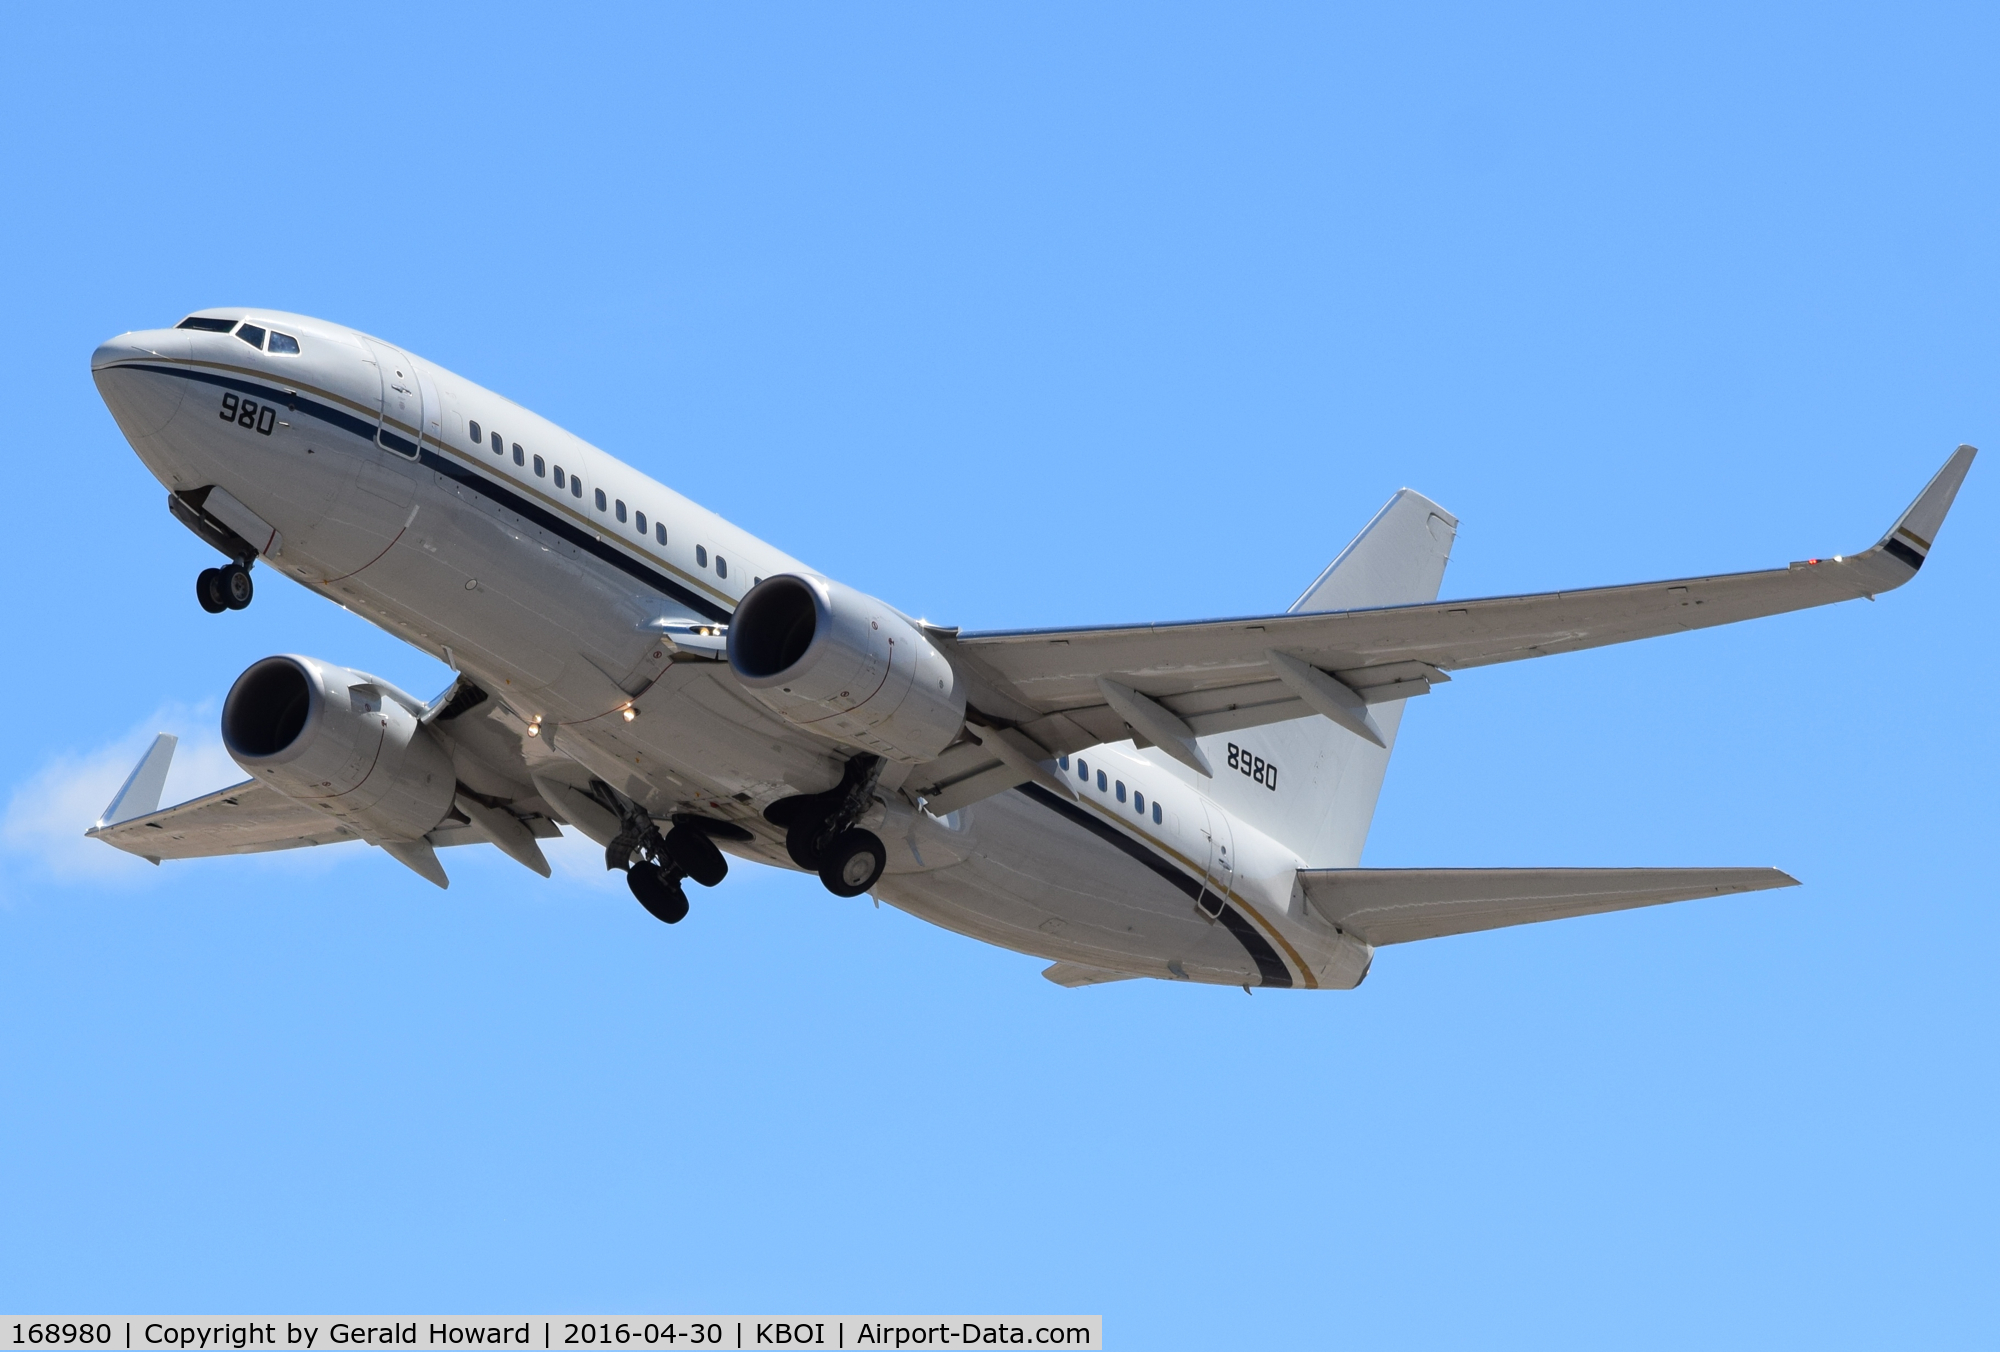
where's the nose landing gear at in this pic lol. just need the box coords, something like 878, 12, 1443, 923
196, 562, 254, 613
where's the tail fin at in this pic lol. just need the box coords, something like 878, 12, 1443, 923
1197, 489, 1457, 864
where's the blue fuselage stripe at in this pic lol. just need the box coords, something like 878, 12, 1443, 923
121, 362, 734, 623
1014, 782, 1293, 987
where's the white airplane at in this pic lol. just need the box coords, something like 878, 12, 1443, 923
86, 309, 1974, 990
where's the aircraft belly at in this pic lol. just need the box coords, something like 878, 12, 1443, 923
244, 441, 844, 816
874, 790, 1271, 986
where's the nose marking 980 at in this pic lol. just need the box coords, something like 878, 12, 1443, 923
219, 391, 276, 436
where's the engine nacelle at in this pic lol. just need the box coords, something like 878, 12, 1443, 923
222, 654, 455, 843
728, 573, 965, 763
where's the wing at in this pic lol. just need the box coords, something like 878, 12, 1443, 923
911, 446, 1973, 808
1297, 866, 1799, 946
88, 776, 362, 862
86, 680, 574, 877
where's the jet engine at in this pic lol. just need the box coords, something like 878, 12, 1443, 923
728, 573, 965, 763
222, 654, 455, 842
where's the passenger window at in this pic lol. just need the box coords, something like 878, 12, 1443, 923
615, 500, 627, 523
635, 511, 647, 534
1076, 759, 1088, 782
696, 545, 708, 567
1116, 780, 1126, 802
716, 556, 727, 578
571, 477, 583, 498
553, 466, 565, 488
1152, 802, 1162, 824
533, 455, 546, 477
595, 488, 608, 511
655, 522, 667, 544
268, 332, 300, 355
1097, 770, 1107, 791
1134, 791, 1145, 815
236, 324, 267, 349
1059, 756, 1070, 771
177, 315, 236, 332
753, 577, 762, 586
490, 430, 503, 455
513, 443, 525, 467
469, 420, 482, 444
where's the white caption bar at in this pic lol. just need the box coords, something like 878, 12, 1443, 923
1, 1321, 1101, 1352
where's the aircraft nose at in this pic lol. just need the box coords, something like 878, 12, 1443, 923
92, 329, 182, 371
93, 329, 189, 438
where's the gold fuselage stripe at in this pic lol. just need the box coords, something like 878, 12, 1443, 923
1068, 792, 1320, 989
131, 353, 741, 611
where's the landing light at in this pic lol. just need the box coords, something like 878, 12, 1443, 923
621, 706, 637, 722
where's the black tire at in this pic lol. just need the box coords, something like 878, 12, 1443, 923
627, 866, 690, 924
817, 828, 886, 898
221, 563, 254, 610
196, 568, 228, 614
785, 812, 826, 871
664, 824, 728, 888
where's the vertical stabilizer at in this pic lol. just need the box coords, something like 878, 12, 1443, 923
1196, 490, 1457, 864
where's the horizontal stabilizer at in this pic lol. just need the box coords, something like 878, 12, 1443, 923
1298, 866, 1798, 946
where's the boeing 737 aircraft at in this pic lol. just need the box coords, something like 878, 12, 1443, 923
85, 309, 1974, 989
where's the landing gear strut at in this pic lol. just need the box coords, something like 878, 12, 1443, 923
196, 561, 253, 613
764, 754, 889, 898
603, 790, 731, 925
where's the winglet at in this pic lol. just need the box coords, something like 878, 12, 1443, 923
93, 733, 178, 831
1874, 444, 1976, 571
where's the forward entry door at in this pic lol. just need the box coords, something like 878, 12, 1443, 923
360, 336, 432, 459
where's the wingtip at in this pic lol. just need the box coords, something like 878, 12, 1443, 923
1895, 445, 1975, 539
93, 731, 179, 830
1864, 445, 1976, 575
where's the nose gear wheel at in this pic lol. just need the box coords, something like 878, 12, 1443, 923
196, 568, 228, 613
196, 562, 254, 612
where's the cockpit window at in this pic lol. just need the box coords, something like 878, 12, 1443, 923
267, 331, 300, 355
236, 324, 267, 350
177, 315, 238, 332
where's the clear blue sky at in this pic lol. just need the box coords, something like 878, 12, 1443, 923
3, 4, 1994, 1346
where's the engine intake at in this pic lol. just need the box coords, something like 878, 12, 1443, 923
223, 654, 455, 843
728, 573, 964, 763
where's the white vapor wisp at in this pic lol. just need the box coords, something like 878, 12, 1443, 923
1, 710, 242, 884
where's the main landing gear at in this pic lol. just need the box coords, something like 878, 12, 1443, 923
609, 807, 731, 926
764, 753, 889, 899
196, 561, 254, 614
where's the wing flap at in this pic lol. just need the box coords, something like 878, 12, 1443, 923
1041, 961, 1143, 988
1298, 866, 1799, 946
